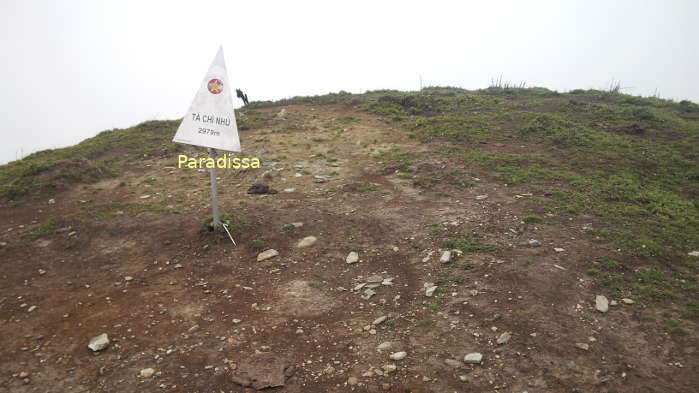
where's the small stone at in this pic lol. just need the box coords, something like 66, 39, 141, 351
291, 222, 303, 228
575, 342, 589, 351
439, 251, 451, 263
554, 247, 565, 252
444, 359, 462, 368
362, 289, 376, 299
257, 249, 279, 262
18, 371, 30, 378
366, 275, 383, 283
347, 377, 358, 386
595, 295, 609, 313
283, 188, 296, 193
688, 251, 699, 257
496, 332, 512, 345
232, 319, 242, 324
528, 239, 541, 247
139, 194, 151, 199
621, 298, 635, 305
463, 353, 483, 364
376, 342, 392, 352
88, 333, 110, 352
389, 351, 407, 360
382, 364, 397, 373
124, 276, 133, 282
140, 368, 155, 378
381, 278, 394, 286
346, 251, 359, 264
475, 195, 488, 200
38, 269, 46, 275
424, 283, 437, 297
373, 316, 388, 326
48, 198, 55, 204
27, 305, 37, 313
297, 236, 317, 248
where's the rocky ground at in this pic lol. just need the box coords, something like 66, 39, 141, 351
0, 104, 697, 392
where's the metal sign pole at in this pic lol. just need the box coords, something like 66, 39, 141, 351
208, 148, 221, 229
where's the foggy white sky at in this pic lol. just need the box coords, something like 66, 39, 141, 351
1, 0, 697, 164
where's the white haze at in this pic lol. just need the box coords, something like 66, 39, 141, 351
1, 0, 697, 164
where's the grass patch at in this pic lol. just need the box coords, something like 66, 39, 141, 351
441, 233, 497, 253
416, 319, 434, 327
22, 219, 59, 241
523, 215, 543, 223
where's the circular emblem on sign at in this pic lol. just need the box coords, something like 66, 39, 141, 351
207, 78, 223, 94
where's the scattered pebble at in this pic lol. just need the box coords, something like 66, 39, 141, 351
528, 239, 541, 247
297, 236, 317, 248
257, 249, 279, 262
496, 332, 511, 345
424, 283, 437, 297
595, 295, 609, 313
389, 351, 407, 361
621, 298, 635, 305
575, 342, 590, 351
346, 251, 359, 264
372, 316, 388, 326
463, 353, 483, 364
439, 251, 452, 263
88, 333, 110, 352
140, 368, 155, 378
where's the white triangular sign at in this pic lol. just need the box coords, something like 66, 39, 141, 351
173, 46, 241, 152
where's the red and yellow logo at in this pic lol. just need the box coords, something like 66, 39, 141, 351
207, 78, 223, 94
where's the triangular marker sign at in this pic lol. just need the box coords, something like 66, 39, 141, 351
173, 46, 241, 152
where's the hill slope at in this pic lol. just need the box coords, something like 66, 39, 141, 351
0, 87, 697, 392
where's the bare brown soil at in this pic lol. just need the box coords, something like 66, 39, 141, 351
0, 105, 696, 392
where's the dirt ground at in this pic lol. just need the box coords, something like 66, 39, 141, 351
1, 105, 697, 392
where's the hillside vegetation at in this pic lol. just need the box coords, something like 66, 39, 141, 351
3, 86, 699, 311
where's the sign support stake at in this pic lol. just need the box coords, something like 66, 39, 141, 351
208, 148, 221, 229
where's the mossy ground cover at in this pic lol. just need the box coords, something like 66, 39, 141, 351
251, 86, 698, 319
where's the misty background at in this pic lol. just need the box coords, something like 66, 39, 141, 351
1, 0, 697, 165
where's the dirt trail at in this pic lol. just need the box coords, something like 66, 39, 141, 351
0, 105, 696, 392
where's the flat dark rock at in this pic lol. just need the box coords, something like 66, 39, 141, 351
247, 183, 278, 195
231, 353, 294, 390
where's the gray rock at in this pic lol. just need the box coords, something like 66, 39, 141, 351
595, 295, 609, 313
376, 342, 392, 352
346, 251, 359, 264
347, 376, 358, 386
297, 236, 317, 248
688, 251, 699, 257
257, 249, 279, 262
366, 275, 383, 283
88, 333, 110, 352
372, 316, 388, 326
528, 239, 541, 247
140, 368, 155, 378
463, 352, 483, 364
497, 332, 512, 345
439, 251, 452, 263
424, 283, 437, 297
389, 351, 407, 360
575, 342, 589, 351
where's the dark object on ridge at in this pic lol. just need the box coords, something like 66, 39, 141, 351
247, 183, 277, 195
236, 89, 249, 106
